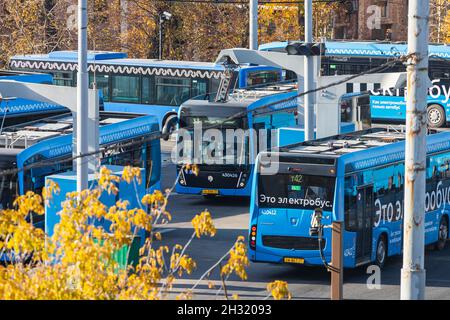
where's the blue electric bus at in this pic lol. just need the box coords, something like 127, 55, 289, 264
9, 51, 283, 130
369, 87, 450, 128
261, 40, 450, 127
0, 112, 161, 212
175, 83, 356, 197
249, 128, 450, 268
0, 70, 67, 126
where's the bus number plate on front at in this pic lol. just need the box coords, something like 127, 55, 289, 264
202, 189, 219, 195
284, 257, 304, 264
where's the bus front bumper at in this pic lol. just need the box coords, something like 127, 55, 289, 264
175, 183, 252, 197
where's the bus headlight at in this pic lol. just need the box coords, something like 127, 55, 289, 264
237, 173, 247, 188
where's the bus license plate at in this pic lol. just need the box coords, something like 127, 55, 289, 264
284, 257, 304, 264
202, 189, 219, 195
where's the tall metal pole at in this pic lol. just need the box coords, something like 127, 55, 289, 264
401, 0, 429, 300
249, 0, 258, 50
120, 0, 129, 51
303, 0, 314, 140
159, 15, 163, 60
76, 0, 89, 193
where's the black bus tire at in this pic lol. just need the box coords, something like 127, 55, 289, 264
436, 217, 448, 251
375, 236, 387, 269
162, 113, 178, 140
427, 104, 446, 128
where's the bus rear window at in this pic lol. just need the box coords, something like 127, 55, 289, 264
258, 174, 335, 210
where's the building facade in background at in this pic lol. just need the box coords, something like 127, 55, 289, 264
334, 0, 407, 41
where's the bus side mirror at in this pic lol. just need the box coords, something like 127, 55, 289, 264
162, 115, 179, 141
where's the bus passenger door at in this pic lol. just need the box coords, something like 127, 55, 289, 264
355, 186, 374, 264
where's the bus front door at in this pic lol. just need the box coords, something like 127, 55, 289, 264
355, 186, 374, 264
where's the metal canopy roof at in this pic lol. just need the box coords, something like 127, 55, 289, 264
0, 112, 138, 150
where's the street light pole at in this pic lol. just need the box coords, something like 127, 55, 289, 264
401, 0, 429, 300
158, 11, 172, 60
249, 0, 258, 50
159, 14, 163, 60
303, 0, 314, 140
76, 0, 89, 193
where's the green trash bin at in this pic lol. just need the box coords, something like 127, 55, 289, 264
95, 235, 141, 272
113, 236, 141, 271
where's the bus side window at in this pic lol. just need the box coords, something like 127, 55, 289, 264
155, 77, 191, 106
90, 73, 110, 102
388, 176, 393, 190
344, 177, 358, 232
53, 71, 75, 87
111, 75, 141, 103
191, 79, 208, 98
446, 161, 450, 179
395, 172, 403, 190
142, 76, 155, 104
432, 166, 439, 180
210, 78, 220, 95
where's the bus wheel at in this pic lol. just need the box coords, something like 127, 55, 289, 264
375, 236, 387, 269
162, 114, 178, 140
436, 217, 448, 251
427, 104, 446, 128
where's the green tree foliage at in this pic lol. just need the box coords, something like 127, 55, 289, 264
444, 10, 450, 44
429, 0, 450, 43
0, 0, 337, 66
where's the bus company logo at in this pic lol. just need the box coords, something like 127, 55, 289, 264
207, 176, 214, 182
344, 245, 355, 258
222, 173, 238, 178
260, 209, 277, 216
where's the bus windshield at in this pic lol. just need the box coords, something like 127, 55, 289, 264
178, 106, 249, 166
258, 173, 335, 210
